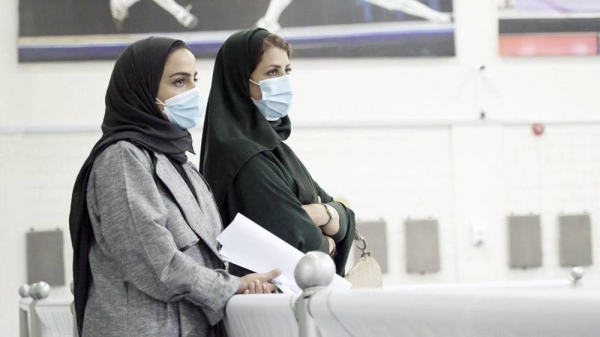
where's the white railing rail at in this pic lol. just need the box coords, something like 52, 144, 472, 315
224, 259, 598, 337
308, 286, 600, 337
20, 264, 595, 337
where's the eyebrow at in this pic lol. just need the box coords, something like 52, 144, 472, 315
169, 71, 198, 78
264, 64, 291, 69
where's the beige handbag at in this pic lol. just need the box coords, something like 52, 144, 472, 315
344, 228, 383, 288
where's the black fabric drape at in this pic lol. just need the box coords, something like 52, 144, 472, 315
199, 29, 355, 276
199, 29, 278, 207
69, 37, 194, 336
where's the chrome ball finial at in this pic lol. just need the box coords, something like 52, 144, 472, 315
294, 251, 335, 290
29, 282, 50, 300
571, 266, 585, 283
19, 284, 31, 298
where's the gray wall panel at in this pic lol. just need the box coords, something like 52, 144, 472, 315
26, 229, 65, 286
559, 214, 593, 267
405, 219, 440, 273
508, 215, 542, 269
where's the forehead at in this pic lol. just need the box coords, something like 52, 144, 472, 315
257, 48, 290, 66
163, 48, 196, 71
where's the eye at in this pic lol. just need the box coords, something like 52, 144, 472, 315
267, 69, 278, 76
173, 78, 185, 87
285, 68, 292, 75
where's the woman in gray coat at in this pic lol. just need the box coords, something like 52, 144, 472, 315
69, 37, 280, 337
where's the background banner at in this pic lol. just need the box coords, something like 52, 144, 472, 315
18, 0, 455, 62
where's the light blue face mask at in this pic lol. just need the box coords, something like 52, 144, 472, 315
156, 88, 206, 130
249, 75, 293, 121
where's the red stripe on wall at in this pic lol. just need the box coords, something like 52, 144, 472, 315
499, 34, 599, 56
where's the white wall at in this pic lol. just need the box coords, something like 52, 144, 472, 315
2, 0, 600, 334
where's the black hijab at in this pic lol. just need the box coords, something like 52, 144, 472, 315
69, 37, 193, 336
200, 28, 316, 207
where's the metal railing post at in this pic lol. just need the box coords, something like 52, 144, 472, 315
28, 282, 50, 337
19, 284, 31, 337
293, 251, 335, 337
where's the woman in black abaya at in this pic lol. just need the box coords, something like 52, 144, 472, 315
200, 29, 356, 277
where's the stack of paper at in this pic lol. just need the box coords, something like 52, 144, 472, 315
217, 213, 351, 293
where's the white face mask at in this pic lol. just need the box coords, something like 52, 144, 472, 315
156, 88, 206, 129
249, 75, 293, 121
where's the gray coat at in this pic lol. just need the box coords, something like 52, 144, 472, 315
84, 141, 241, 337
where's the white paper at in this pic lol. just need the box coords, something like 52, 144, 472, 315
217, 213, 352, 293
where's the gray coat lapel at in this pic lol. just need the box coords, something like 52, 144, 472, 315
153, 154, 220, 257
182, 163, 224, 240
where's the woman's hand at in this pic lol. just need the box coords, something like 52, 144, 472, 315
326, 236, 336, 256
302, 198, 340, 236
237, 269, 282, 294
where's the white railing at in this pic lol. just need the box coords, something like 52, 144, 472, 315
18, 283, 74, 337
20, 261, 598, 337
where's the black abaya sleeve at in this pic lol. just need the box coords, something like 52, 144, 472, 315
314, 182, 356, 276
314, 183, 349, 243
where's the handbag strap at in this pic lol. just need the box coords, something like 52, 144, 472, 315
353, 227, 369, 255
